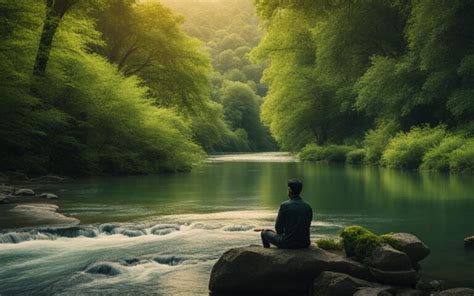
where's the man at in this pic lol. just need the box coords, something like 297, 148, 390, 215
259, 179, 313, 249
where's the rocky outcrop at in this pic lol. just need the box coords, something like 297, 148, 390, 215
209, 245, 372, 295
311, 271, 380, 296
389, 233, 430, 263
369, 267, 418, 286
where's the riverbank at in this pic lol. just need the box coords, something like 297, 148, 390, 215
298, 126, 474, 174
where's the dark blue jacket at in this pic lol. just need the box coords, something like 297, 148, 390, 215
275, 195, 313, 248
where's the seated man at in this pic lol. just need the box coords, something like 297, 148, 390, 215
260, 179, 313, 249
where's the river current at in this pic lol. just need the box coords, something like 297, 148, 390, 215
0, 152, 473, 295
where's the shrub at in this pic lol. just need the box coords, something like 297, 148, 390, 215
299, 144, 354, 163
315, 238, 343, 251
449, 139, 474, 173
381, 125, 446, 169
421, 135, 465, 171
346, 149, 366, 164
363, 122, 398, 164
298, 144, 325, 161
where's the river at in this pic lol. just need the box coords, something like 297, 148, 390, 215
0, 152, 473, 295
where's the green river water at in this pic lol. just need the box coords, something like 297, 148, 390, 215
0, 152, 473, 295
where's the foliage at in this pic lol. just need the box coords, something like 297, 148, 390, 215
0, 0, 206, 175
421, 135, 466, 171
449, 139, 474, 173
363, 122, 399, 165
299, 144, 354, 163
254, 0, 474, 173
381, 126, 446, 169
346, 149, 366, 165
315, 238, 343, 251
161, 0, 277, 151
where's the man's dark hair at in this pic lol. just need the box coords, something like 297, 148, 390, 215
288, 179, 303, 195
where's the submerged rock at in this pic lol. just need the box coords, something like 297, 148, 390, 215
0, 195, 11, 204
464, 236, 474, 249
14, 188, 35, 196
151, 224, 180, 235
0, 185, 14, 195
208, 245, 372, 295
99, 223, 120, 234
389, 233, 430, 263
368, 244, 412, 271
121, 229, 145, 237
433, 288, 474, 296
311, 271, 379, 296
85, 262, 122, 276
39, 193, 58, 199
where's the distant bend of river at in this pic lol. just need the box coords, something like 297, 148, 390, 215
0, 152, 474, 295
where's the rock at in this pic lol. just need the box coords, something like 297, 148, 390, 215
368, 244, 412, 271
6, 171, 28, 181
30, 175, 67, 183
14, 188, 35, 196
433, 288, 474, 296
394, 289, 423, 296
311, 271, 379, 296
369, 267, 418, 286
39, 193, 58, 199
209, 245, 373, 295
0, 185, 14, 194
416, 279, 444, 292
354, 287, 393, 296
0, 195, 11, 204
389, 233, 430, 263
464, 236, 474, 249
84, 262, 122, 276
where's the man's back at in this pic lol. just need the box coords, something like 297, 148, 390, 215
275, 196, 313, 248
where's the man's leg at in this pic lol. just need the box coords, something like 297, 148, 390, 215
261, 230, 282, 248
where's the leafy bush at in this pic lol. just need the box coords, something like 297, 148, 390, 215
299, 144, 354, 163
421, 135, 465, 171
449, 139, 474, 173
363, 122, 398, 164
346, 149, 366, 164
381, 125, 446, 169
315, 238, 343, 251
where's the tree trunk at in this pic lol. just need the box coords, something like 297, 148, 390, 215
32, 0, 77, 76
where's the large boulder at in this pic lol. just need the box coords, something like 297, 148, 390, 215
369, 267, 418, 286
433, 288, 474, 296
311, 271, 379, 296
368, 244, 412, 271
389, 233, 430, 263
209, 245, 373, 295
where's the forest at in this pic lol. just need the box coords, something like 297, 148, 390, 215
253, 0, 474, 173
0, 0, 473, 176
0, 0, 274, 176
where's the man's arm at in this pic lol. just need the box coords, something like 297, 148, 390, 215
275, 204, 286, 235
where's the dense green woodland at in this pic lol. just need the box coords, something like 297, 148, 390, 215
0, 0, 274, 176
0, 0, 473, 176
253, 0, 474, 173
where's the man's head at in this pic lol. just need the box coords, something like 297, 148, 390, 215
288, 179, 303, 197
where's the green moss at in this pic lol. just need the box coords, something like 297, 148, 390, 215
354, 233, 381, 261
339, 225, 372, 257
316, 238, 343, 251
